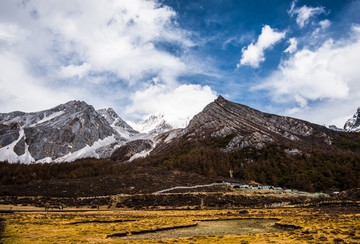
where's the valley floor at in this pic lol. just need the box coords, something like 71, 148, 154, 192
1, 204, 359, 243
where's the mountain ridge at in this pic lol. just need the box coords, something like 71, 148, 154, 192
0, 96, 357, 165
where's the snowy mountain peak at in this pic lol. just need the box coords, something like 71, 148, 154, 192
344, 107, 360, 132
127, 113, 173, 134
127, 113, 192, 135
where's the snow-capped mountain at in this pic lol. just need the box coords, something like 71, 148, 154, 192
127, 114, 174, 135
127, 113, 191, 135
344, 107, 360, 132
0, 101, 128, 164
97, 108, 139, 139
110, 114, 189, 161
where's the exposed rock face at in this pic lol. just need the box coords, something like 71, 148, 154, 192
14, 136, 25, 156
329, 125, 344, 132
0, 123, 20, 148
183, 96, 333, 152
97, 108, 139, 139
344, 108, 360, 132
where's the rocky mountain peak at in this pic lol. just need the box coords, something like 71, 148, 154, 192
96, 108, 139, 139
56, 100, 92, 111
186, 96, 331, 152
214, 95, 227, 105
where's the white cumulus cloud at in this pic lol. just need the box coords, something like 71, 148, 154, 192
238, 25, 286, 68
258, 26, 360, 127
284, 37, 298, 54
125, 83, 217, 126
289, 1, 326, 28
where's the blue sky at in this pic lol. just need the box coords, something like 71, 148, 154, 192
1, 0, 360, 127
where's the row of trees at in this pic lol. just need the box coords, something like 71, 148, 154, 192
0, 159, 134, 186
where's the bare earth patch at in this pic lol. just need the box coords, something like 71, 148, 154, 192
118, 219, 283, 240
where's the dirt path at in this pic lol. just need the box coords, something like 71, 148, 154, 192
153, 183, 225, 194
119, 219, 283, 240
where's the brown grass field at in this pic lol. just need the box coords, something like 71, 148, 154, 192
1, 204, 360, 243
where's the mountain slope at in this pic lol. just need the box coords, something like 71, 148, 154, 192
152, 96, 333, 154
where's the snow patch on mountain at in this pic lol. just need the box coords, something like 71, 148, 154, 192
0, 128, 35, 164
54, 135, 119, 162
128, 148, 153, 162
34, 111, 65, 126
344, 107, 360, 132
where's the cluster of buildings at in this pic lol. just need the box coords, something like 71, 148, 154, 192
220, 182, 312, 195
231, 184, 283, 191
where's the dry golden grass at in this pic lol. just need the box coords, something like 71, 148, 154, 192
1, 206, 359, 243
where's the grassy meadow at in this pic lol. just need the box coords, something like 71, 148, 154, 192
1, 205, 359, 243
